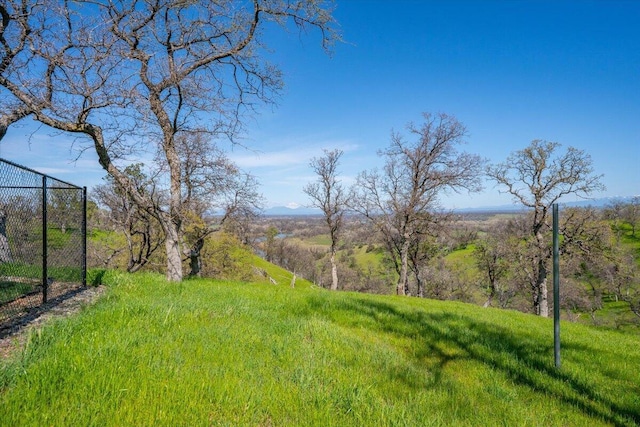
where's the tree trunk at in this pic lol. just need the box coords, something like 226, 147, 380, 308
483, 289, 495, 308
483, 276, 497, 308
290, 271, 297, 288
189, 249, 201, 277
538, 269, 549, 317
397, 239, 410, 295
0, 207, 12, 263
329, 249, 338, 290
534, 232, 549, 317
163, 220, 183, 282
416, 272, 424, 298
189, 238, 205, 278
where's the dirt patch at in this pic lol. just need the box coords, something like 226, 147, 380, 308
0, 285, 106, 360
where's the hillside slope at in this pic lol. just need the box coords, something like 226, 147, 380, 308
1, 271, 639, 426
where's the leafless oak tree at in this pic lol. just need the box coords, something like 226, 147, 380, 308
487, 140, 605, 316
604, 197, 640, 239
473, 221, 520, 308
93, 164, 165, 273
350, 113, 484, 296
177, 132, 263, 277
304, 149, 345, 290
0, 0, 337, 281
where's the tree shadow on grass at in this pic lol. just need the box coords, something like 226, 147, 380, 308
306, 294, 639, 427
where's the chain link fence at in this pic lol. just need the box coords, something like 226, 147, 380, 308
0, 158, 86, 333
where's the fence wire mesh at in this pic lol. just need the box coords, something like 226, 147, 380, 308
0, 158, 86, 332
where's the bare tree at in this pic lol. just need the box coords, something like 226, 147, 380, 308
304, 149, 345, 290
604, 197, 640, 238
473, 222, 517, 308
623, 197, 640, 237
218, 172, 264, 246
0, 0, 338, 281
0, 1, 35, 140
92, 164, 165, 273
177, 132, 263, 277
408, 227, 440, 298
487, 140, 605, 316
350, 113, 484, 295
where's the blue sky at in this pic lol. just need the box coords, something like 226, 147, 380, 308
1, 0, 639, 210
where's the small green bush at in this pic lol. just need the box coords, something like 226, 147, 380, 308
200, 232, 257, 281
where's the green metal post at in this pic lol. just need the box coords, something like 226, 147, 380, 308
82, 186, 87, 287
42, 176, 48, 304
553, 203, 560, 369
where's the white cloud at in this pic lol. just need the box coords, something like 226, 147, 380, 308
229, 137, 360, 169
231, 150, 307, 168
33, 167, 76, 175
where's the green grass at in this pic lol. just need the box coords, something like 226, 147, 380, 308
251, 255, 314, 288
0, 263, 42, 280
305, 234, 332, 246
0, 262, 83, 305
351, 244, 386, 270
0, 280, 38, 305
0, 262, 82, 282
1, 271, 639, 426
589, 299, 640, 330
444, 244, 477, 269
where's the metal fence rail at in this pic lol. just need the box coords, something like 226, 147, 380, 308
0, 158, 86, 332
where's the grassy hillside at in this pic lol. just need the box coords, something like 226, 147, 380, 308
1, 271, 639, 426
251, 254, 314, 288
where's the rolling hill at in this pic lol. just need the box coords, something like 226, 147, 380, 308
1, 270, 639, 426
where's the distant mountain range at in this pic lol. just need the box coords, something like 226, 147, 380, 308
453, 196, 638, 213
263, 196, 638, 216
264, 206, 323, 216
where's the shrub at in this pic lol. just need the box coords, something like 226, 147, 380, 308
200, 232, 256, 281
